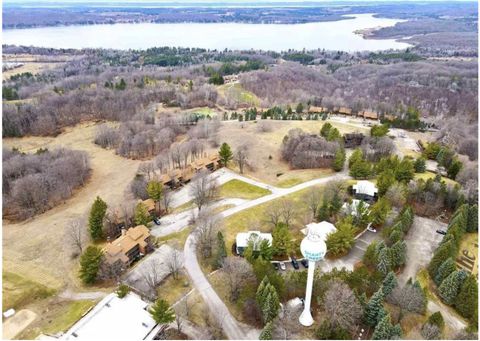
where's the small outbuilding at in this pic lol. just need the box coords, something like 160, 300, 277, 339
236, 231, 273, 255
352, 180, 378, 202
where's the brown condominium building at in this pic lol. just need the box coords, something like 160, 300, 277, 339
103, 225, 153, 275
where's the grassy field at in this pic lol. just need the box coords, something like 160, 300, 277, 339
2, 272, 56, 311
17, 299, 97, 339
157, 273, 192, 305
219, 179, 271, 199
414, 171, 459, 186
157, 227, 192, 248
218, 83, 260, 107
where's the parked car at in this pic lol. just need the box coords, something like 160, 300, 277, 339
273, 262, 279, 270
279, 261, 286, 271
436, 229, 447, 235
367, 223, 376, 233
291, 256, 300, 270
153, 217, 161, 225
301, 259, 309, 268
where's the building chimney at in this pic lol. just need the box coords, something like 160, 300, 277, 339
121, 228, 127, 236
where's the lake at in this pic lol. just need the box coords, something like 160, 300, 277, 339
2, 14, 411, 52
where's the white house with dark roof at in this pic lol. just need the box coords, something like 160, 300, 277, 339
236, 231, 272, 255
352, 180, 378, 202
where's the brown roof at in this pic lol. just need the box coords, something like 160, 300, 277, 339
104, 225, 150, 265
308, 106, 326, 113
339, 107, 352, 115
363, 111, 378, 119
142, 199, 155, 212
384, 114, 396, 121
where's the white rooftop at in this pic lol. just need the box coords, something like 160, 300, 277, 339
236, 231, 272, 249
353, 180, 378, 197
63, 293, 157, 340
301, 221, 337, 242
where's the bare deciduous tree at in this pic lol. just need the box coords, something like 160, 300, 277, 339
166, 247, 182, 280
234, 144, 250, 174
221, 257, 254, 302
195, 210, 221, 258
281, 199, 296, 227
305, 188, 321, 219
161, 188, 173, 213
265, 202, 283, 227
64, 217, 87, 257
190, 170, 219, 211
140, 259, 163, 299
323, 280, 363, 331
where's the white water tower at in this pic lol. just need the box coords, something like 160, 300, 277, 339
299, 222, 329, 327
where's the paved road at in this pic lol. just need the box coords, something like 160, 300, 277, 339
170, 168, 280, 208
182, 171, 350, 340
151, 198, 247, 238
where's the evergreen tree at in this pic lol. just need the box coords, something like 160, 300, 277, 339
213, 231, 227, 269
79, 246, 103, 284
88, 196, 107, 241
256, 276, 269, 308
116, 284, 130, 298
369, 198, 391, 227
364, 289, 385, 326
316, 200, 330, 221
363, 241, 379, 268
332, 148, 346, 172
438, 270, 468, 305
376, 170, 396, 196
296, 102, 304, 114
414, 157, 426, 173
218, 142, 233, 167
455, 275, 478, 320
372, 314, 393, 340
134, 202, 151, 226
428, 240, 457, 278
348, 148, 363, 167
377, 247, 391, 275
467, 204, 478, 232
329, 192, 343, 217
427, 312, 444, 330
390, 240, 407, 268
271, 223, 292, 257
259, 321, 273, 340
434, 257, 456, 286
382, 271, 398, 296
149, 298, 175, 324
146, 180, 163, 214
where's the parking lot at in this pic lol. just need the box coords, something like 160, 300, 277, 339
270, 229, 381, 274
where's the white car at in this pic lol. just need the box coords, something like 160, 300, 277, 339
279, 261, 286, 271
367, 223, 377, 233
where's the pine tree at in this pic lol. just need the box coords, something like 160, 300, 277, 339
382, 271, 398, 297
329, 192, 342, 216
149, 298, 175, 324
88, 196, 107, 241
390, 240, 407, 268
372, 314, 395, 340
259, 321, 273, 340
332, 148, 346, 172
438, 270, 468, 305
434, 257, 456, 286
377, 247, 391, 275
364, 289, 385, 326
467, 204, 478, 232
213, 231, 227, 269
134, 202, 150, 226
256, 276, 269, 308
428, 240, 457, 278
218, 142, 233, 167
455, 275, 478, 320
79, 246, 103, 284
146, 180, 163, 214
316, 200, 330, 221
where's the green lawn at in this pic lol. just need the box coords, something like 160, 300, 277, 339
19, 300, 97, 339
2, 271, 56, 310
219, 179, 271, 199
157, 227, 192, 248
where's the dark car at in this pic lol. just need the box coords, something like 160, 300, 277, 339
436, 229, 447, 235
301, 259, 309, 268
153, 217, 161, 225
273, 262, 279, 270
291, 256, 300, 270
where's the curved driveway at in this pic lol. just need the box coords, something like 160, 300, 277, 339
182, 171, 350, 339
